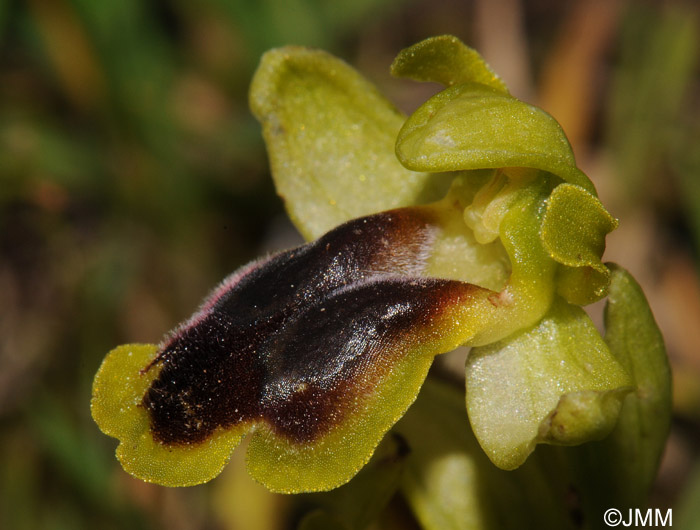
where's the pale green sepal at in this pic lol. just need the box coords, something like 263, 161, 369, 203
390, 35, 508, 92
395, 379, 576, 530
465, 298, 632, 470
562, 264, 671, 511
395, 83, 596, 194
249, 46, 451, 240
604, 265, 671, 436
541, 183, 618, 304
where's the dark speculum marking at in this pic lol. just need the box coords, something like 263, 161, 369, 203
142, 208, 475, 445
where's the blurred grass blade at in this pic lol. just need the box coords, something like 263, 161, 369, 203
677, 463, 700, 530
606, 4, 699, 198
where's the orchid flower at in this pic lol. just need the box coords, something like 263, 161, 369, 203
91, 36, 670, 512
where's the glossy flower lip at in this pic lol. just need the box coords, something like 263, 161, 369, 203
92, 208, 493, 492
142, 208, 455, 446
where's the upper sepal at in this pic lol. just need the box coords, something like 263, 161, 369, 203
395, 83, 596, 194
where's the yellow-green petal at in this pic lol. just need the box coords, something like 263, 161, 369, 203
465, 299, 632, 470
391, 34, 508, 92
249, 46, 451, 240
541, 183, 618, 304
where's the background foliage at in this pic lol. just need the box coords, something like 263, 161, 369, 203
0, 0, 698, 528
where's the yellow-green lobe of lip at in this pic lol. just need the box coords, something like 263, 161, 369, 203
91, 283, 499, 493
91, 344, 247, 486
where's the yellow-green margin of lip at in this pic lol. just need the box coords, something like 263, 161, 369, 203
245, 348, 436, 493
91, 343, 248, 486
244, 290, 498, 493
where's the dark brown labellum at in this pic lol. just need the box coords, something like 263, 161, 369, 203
142, 208, 474, 445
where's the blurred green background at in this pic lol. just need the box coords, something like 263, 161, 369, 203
1, 0, 699, 528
